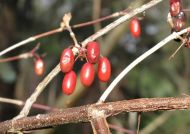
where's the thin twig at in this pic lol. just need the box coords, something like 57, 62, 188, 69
0, 53, 32, 62
62, 13, 80, 47
98, 27, 190, 103
137, 113, 141, 134
1, 97, 190, 132
0, 97, 59, 112
169, 41, 185, 60
0, 28, 63, 57
183, 9, 190, 12
0, 43, 40, 63
139, 112, 172, 134
72, 9, 128, 29
13, 0, 163, 120
109, 124, 135, 134
13, 64, 61, 120
0, 9, 128, 57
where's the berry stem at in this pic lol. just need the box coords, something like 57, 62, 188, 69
182, 9, 190, 12
0, 43, 41, 63
62, 13, 80, 47
169, 41, 185, 60
0, 53, 32, 63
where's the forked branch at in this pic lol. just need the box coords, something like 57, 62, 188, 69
0, 97, 190, 133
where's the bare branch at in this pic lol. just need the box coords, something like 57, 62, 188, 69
0, 97, 59, 112
0, 97, 190, 133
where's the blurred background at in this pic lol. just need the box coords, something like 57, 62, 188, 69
0, 0, 190, 134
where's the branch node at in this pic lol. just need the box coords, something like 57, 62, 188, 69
88, 105, 106, 119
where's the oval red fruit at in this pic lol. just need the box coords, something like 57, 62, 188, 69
98, 57, 111, 82
80, 63, 95, 86
60, 48, 75, 73
130, 18, 141, 38
87, 42, 100, 64
34, 58, 45, 76
62, 71, 77, 95
173, 11, 186, 31
169, 0, 181, 17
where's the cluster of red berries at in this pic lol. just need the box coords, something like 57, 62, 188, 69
169, 0, 186, 32
129, 18, 141, 38
60, 41, 111, 95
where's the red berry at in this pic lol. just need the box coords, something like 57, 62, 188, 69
169, 0, 181, 17
34, 58, 45, 76
60, 48, 75, 73
173, 11, 186, 31
87, 42, 100, 64
80, 63, 95, 86
170, 0, 181, 4
98, 57, 111, 82
130, 18, 141, 38
62, 71, 77, 95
